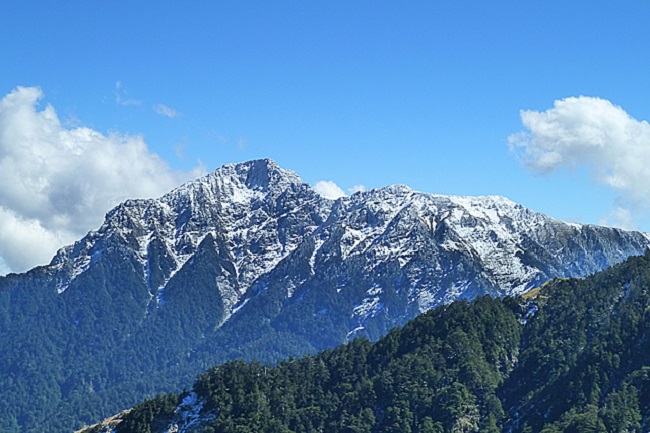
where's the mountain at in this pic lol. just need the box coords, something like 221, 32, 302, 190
49, 158, 650, 336
1, 158, 649, 432
79, 251, 650, 433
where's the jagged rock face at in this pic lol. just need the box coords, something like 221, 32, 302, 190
2, 158, 650, 432
49, 159, 650, 335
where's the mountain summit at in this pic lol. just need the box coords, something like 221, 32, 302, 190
2, 159, 650, 432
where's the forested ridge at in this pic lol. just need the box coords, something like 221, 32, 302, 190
85, 250, 650, 433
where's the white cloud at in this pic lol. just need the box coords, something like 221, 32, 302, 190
154, 103, 179, 118
509, 96, 650, 228
313, 180, 347, 200
313, 181, 367, 200
0, 86, 204, 273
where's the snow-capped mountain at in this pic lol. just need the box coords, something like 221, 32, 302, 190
49, 158, 650, 334
2, 158, 650, 433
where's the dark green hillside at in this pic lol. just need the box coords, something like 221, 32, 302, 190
106, 295, 520, 433
502, 252, 650, 433
92, 251, 650, 433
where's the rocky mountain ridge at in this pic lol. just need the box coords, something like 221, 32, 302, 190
45, 158, 650, 332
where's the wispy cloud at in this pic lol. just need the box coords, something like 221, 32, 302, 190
599, 207, 637, 231
114, 80, 142, 106
0, 86, 205, 273
509, 96, 650, 228
348, 184, 366, 194
154, 103, 179, 118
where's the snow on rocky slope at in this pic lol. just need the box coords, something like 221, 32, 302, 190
47, 158, 650, 333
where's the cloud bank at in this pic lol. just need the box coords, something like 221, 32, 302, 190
0, 86, 204, 274
509, 96, 650, 229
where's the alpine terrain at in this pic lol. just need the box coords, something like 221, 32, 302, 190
1, 158, 649, 432
81, 251, 650, 433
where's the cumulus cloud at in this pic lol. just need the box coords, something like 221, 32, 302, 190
154, 103, 179, 118
0, 86, 204, 273
313, 180, 347, 200
509, 96, 650, 228
348, 184, 366, 194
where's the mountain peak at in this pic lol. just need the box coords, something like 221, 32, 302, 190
214, 158, 302, 192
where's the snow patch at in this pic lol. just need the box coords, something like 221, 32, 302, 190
231, 297, 249, 315
56, 255, 91, 294
352, 287, 384, 321
346, 325, 365, 342
520, 303, 539, 325
165, 392, 215, 433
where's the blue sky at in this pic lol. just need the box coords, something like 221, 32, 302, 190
1, 1, 650, 273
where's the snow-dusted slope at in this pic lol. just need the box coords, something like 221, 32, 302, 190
48, 158, 650, 333
50, 159, 330, 314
